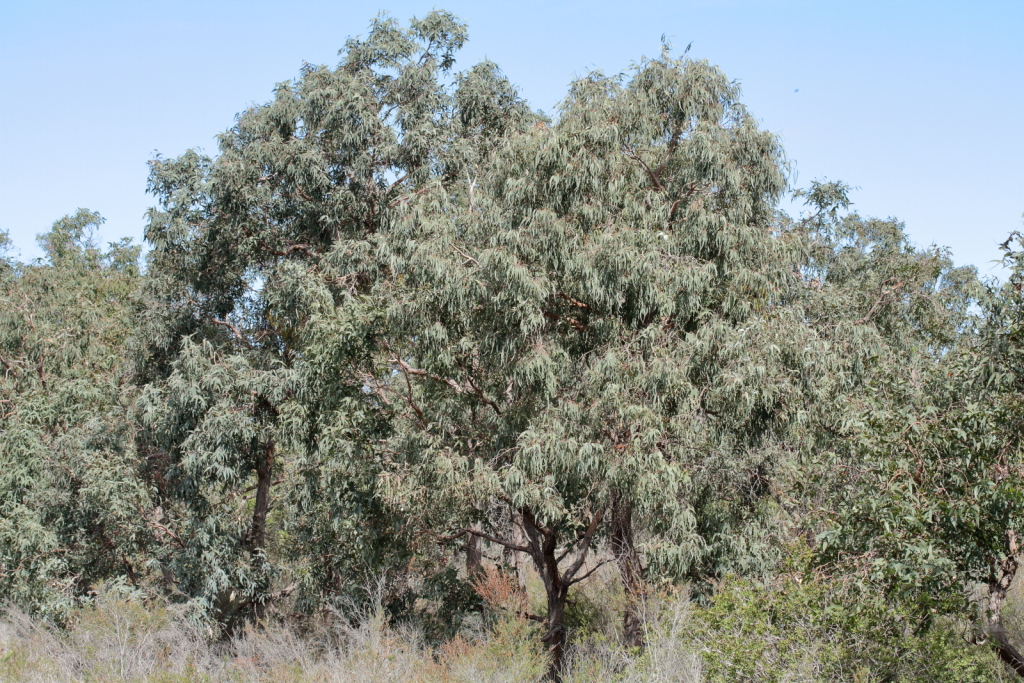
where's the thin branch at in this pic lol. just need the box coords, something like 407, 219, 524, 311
623, 146, 666, 192
389, 186, 430, 207
267, 583, 298, 601
388, 173, 409, 192
567, 558, 612, 587
465, 375, 502, 416
439, 528, 531, 553
393, 358, 428, 427
392, 357, 464, 394
557, 292, 597, 312
211, 318, 251, 346
147, 521, 186, 550
0, 354, 17, 377
856, 278, 904, 326
563, 508, 605, 584
358, 372, 393, 406
453, 244, 480, 267
543, 309, 587, 332
257, 239, 320, 258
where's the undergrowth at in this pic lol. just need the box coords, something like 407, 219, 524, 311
0, 569, 1012, 682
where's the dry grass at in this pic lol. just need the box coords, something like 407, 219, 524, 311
0, 578, 707, 683
0, 583, 552, 683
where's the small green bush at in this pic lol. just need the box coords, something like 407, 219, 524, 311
693, 575, 1005, 683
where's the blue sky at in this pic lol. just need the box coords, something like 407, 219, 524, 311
1, 0, 1021, 276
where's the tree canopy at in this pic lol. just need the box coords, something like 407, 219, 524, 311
1, 11, 1022, 681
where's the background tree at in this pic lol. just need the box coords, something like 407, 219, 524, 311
818, 226, 1024, 672
134, 10, 537, 624
0, 211, 149, 620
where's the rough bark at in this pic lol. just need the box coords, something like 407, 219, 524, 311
521, 507, 568, 680
610, 495, 646, 648
465, 525, 483, 578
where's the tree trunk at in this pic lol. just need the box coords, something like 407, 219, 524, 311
989, 530, 1024, 676
610, 495, 645, 648
542, 588, 569, 681
522, 507, 569, 681
249, 442, 274, 620
466, 525, 483, 578
517, 505, 605, 681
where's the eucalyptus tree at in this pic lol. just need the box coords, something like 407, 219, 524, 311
782, 181, 985, 531
796, 180, 981, 362
0, 211, 149, 619
379, 47, 835, 670
817, 234, 1023, 671
134, 11, 536, 624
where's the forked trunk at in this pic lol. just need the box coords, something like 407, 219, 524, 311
522, 508, 570, 680
519, 506, 604, 681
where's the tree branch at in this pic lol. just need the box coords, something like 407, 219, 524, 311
393, 357, 428, 427
466, 374, 502, 416
0, 353, 17, 377
567, 558, 612, 587
392, 357, 464, 394
440, 528, 531, 553
623, 146, 666, 192
257, 239, 320, 258
211, 317, 250, 345
856, 278, 904, 326
563, 508, 605, 584
543, 309, 587, 332
557, 292, 598, 312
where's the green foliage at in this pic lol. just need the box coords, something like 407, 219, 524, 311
820, 233, 1023, 605
0, 211, 147, 621
5, 10, 1024, 680
135, 9, 535, 623
694, 575, 1004, 682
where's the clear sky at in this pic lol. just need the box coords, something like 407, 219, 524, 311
1, 0, 1021, 277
